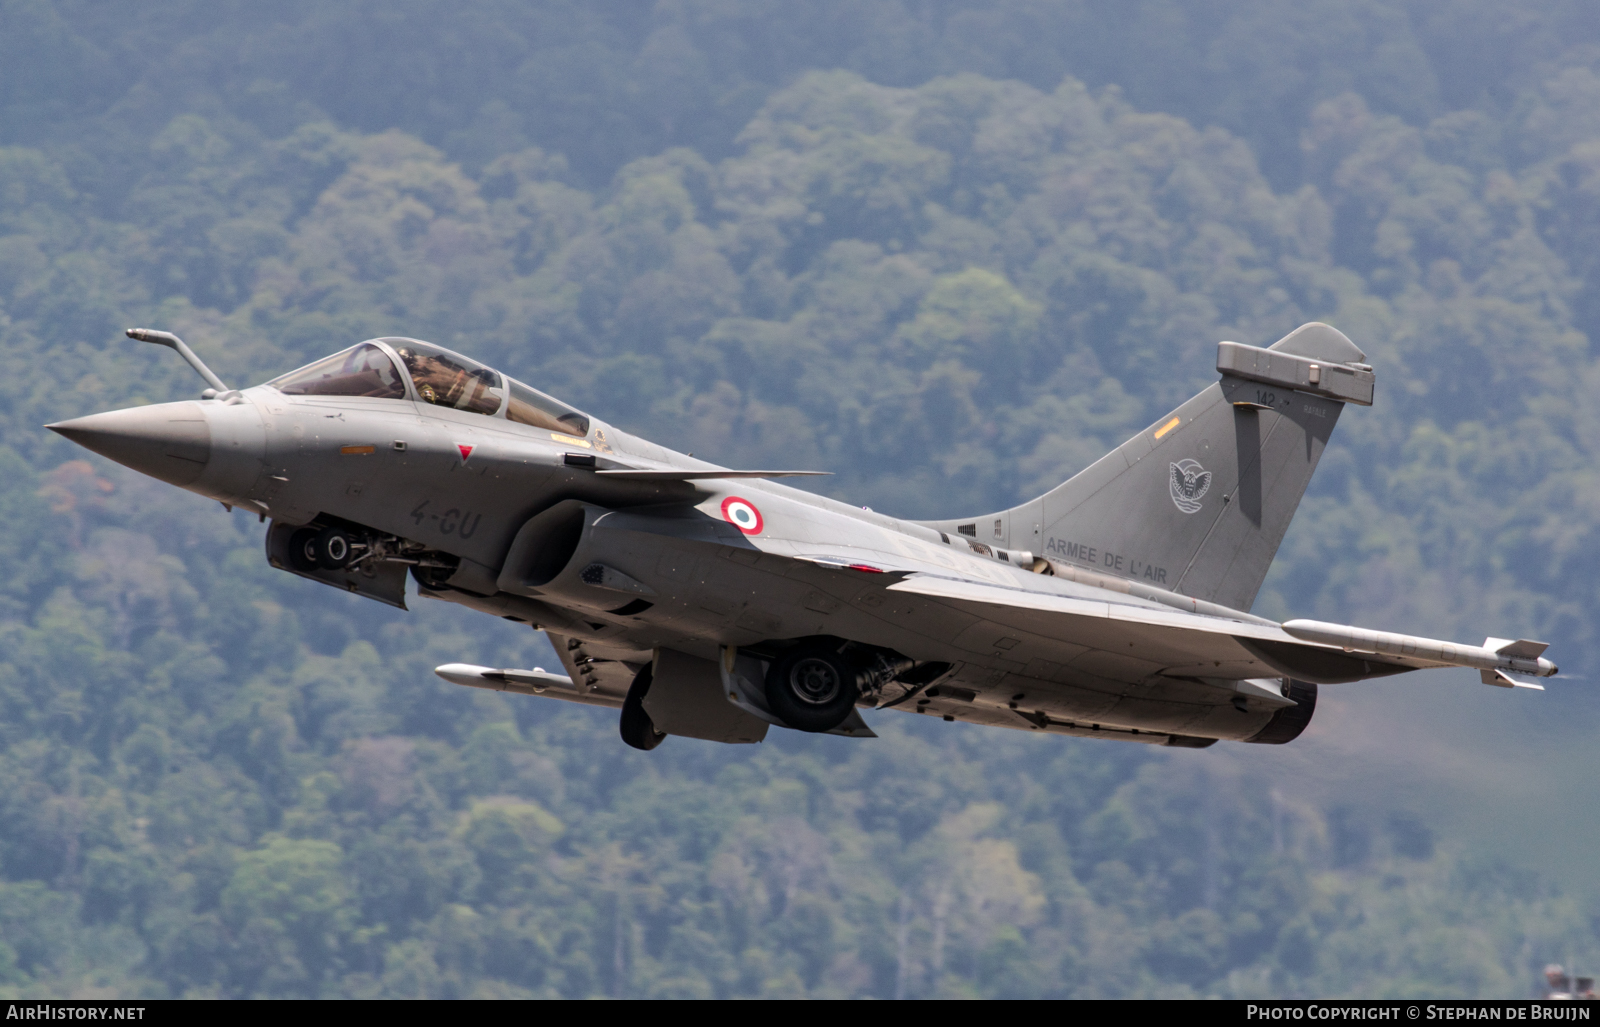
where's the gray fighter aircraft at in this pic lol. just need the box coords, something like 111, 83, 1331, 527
47, 323, 1557, 750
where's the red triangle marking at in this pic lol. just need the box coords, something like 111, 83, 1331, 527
457, 444, 474, 462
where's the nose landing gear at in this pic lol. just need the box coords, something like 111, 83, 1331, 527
313, 527, 356, 568
284, 522, 456, 580
288, 526, 363, 570
288, 528, 321, 572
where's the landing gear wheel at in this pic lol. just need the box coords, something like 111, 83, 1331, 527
620, 664, 666, 751
288, 528, 321, 572
765, 644, 860, 733
313, 527, 355, 569
410, 564, 453, 591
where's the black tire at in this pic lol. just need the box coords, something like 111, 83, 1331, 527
620, 664, 666, 751
410, 564, 453, 591
313, 527, 354, 569
288, 528, 321, 571
764, 644, 860, 733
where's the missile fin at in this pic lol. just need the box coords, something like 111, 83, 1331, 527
1480, 668, 1545, 690
1487, 637, 1549, 659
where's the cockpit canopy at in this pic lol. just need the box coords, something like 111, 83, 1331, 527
269, 342, 406, 399
266, 338, 591, 437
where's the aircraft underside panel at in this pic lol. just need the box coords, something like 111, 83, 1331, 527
903, 688, 1212, 746
546, 633, 648, 709
511, 513, 1298, 741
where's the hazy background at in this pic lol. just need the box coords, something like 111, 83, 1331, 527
4, 0, 1600, 998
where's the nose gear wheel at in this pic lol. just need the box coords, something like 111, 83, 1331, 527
314, 527, 355, 568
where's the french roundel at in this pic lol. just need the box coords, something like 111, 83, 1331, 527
721, 496, 764, 535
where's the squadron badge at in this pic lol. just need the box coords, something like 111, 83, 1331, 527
1169, 459, 1212, 514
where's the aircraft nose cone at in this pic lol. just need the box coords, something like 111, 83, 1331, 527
47, 402, 211, 486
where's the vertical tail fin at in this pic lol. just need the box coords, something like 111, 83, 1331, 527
935, 324, 1373, 612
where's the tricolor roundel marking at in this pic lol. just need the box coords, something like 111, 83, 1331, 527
721, 496, 763, 535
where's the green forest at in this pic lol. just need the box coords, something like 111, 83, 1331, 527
2, 0, 1600, 998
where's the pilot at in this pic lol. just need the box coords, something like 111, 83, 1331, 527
397, 347, 465, 407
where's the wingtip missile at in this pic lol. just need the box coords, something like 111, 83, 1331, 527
592, 469, 832, 480
1281, 619, 1558, 680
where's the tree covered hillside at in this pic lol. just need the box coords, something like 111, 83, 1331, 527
1, 1, 1598, 998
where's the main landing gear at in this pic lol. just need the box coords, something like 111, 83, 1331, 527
620, 664, 666, 751
764, 642, 864, 733
618, 639, 918, 747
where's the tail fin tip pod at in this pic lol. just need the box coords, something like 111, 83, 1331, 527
929, 323, 1373, 613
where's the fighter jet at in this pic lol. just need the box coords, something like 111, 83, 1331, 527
48, 323, 1557, 750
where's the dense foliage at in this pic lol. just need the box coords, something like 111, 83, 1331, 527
1, 1, 1598, 997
